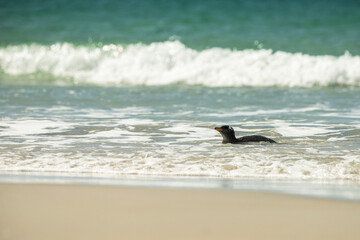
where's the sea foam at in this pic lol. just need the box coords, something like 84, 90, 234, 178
1, 41, 360, 87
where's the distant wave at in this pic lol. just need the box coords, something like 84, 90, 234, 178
1, 41, 360, 87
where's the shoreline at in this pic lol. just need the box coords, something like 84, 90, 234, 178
1, 173, 360, 201
1, 183, 360, 240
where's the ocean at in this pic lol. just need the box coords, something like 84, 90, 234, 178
1, 0, 360, 199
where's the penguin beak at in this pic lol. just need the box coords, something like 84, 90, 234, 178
215, 127, 222, 131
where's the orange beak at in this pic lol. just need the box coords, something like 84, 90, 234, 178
215, 127, 222, 131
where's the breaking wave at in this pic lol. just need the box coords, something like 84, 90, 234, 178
1, 41, 360, 87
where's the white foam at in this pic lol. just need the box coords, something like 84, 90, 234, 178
0, 119, 68, 137
272, 121, 335, 137
1, 107, 359, 181
1, 41, 359, 87
327, 137, 348, 142
1, 135, 360, 181
88, 128, 153, 143
204, 104, 331, 118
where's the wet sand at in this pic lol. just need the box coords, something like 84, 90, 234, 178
1, 183, 360, 240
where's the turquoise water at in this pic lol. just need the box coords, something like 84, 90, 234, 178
1, 0, 360, 55
1, 0, 360, 194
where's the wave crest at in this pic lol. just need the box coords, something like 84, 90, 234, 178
1, 41, 360, 87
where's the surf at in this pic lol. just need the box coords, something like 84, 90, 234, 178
1, 41, 359, 87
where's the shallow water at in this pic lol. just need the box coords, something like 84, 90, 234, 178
1, 86, 359, 181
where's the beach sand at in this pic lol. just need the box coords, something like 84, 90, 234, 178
1, 183, 360, 240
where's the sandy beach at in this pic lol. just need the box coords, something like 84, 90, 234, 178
1, 183, 360, 240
